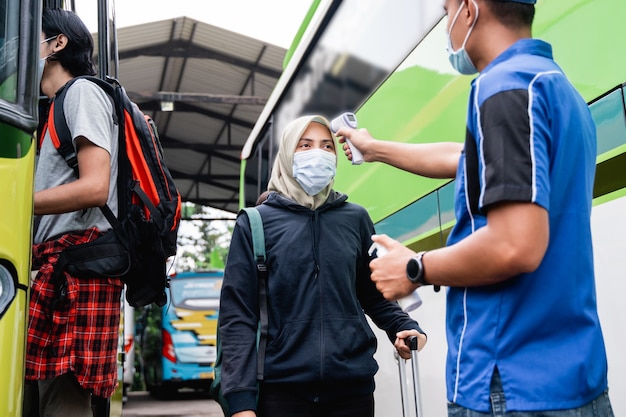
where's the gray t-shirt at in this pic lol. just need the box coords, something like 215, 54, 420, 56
34, 78, 119, 244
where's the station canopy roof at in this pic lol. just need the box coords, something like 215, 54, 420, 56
106, 17, 286, 214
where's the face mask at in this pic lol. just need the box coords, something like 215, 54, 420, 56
446, 1, 479, 75
37, 57, 47, 85
38, 35, 57, 85
292, 149, 336, 196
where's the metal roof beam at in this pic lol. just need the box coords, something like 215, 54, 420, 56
162, 141, 241, 165
188, 198, 240, 206
119, 40, 282, 78
169, 170, 240, 182
160, 138, 241, 153
137, 100, 255, 129
127, 91, 267, 106
169, 169, 256, 185
169, 173, 239, 193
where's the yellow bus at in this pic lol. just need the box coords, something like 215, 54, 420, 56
0, 0, 39, 415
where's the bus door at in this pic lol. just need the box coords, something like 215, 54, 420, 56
0, 0, 40, 416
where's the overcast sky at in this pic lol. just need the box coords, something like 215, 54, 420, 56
74, 0, 313, 48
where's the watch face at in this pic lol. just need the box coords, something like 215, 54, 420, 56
407, 258, 421, 283
406, 252, 425, 284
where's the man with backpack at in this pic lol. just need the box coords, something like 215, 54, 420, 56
24, 9, 123, 416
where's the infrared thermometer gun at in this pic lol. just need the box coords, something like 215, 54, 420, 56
330, 112, 364, 165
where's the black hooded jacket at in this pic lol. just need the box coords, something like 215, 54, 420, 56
220, 191, 423, 413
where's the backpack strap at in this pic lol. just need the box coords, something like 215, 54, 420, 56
239, 207, 269, 381
48, 76, 127, 244
47, 77, 80, 175
49, 75, 118, 176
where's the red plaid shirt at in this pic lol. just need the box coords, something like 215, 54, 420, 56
27, 228, 124, 398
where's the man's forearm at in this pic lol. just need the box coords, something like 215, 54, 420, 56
373, 141, 462, 178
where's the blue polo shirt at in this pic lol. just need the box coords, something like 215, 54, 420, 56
446, 39, 608, 412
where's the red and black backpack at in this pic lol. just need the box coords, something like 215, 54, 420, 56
41, 75, 182, 307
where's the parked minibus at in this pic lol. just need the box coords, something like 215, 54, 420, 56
139, 270, 222, 399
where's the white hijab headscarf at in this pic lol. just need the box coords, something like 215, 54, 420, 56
267, 115, 337, 210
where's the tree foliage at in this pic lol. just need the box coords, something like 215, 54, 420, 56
174, 203, 235, 272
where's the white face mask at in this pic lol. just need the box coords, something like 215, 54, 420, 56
37, 57, 47, 85
446, 0, 479, 75
292, 149, 336, 196
38, 35, 57, 85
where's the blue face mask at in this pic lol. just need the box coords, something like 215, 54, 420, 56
446, 1, 479, 75
292, 149, 336, 196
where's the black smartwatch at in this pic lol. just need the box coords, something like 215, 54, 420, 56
406, 251, 428, 285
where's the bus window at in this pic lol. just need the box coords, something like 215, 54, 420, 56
589, 86, 626, 157
0, 0, 19, 102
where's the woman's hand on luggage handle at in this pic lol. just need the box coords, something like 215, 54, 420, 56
394, 329, 427, 360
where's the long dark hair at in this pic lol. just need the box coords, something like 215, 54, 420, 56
42, 8, 96, 77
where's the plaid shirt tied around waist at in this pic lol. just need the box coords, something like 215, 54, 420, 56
27, 227, 124, 398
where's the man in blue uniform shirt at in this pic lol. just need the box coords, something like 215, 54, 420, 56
336, 0, 615, 415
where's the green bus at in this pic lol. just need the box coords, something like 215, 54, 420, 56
240, 1, 626, 415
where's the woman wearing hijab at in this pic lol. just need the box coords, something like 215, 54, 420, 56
218, 115, 427, 417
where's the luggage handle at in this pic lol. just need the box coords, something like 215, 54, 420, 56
397, 335, 423, 417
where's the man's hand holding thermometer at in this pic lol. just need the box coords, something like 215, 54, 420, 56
331, 112, 364, 165
367, 234, 424, 301
369, 236, 423, 311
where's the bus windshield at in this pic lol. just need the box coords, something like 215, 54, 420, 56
170, 276, 221, 310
